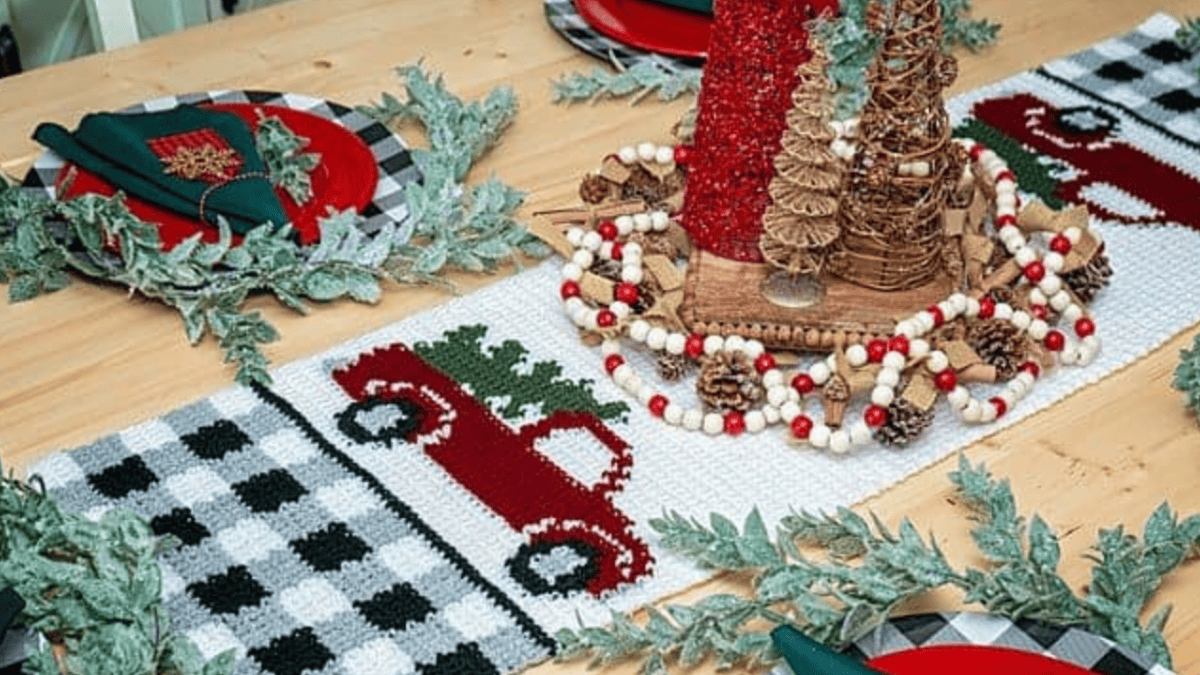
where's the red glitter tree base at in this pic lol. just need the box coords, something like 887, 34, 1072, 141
679, 0, 839, 262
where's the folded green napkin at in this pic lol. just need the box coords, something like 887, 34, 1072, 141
34, 105, 287, 235
0, 587, 23, 634
771, 625, 885, 675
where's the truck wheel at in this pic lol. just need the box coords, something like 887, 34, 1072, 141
506, 540, 599, 597
336, 398, 423, 444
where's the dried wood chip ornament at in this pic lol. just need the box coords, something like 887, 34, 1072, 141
533, 0, 1110, 451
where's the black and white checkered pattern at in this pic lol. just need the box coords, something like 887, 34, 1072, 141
35, 384, 551, 675
769, 613, 1175, 675
21, 90, 419, 236
543, 0, 701, 72
1039, 14, 1200, 144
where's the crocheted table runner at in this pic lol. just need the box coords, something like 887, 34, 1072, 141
32, 15, 1200, 675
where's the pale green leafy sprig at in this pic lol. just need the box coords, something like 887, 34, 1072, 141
552, 60, 702, 106
1175, 15, 1200, 76
1171, 334, 1200, 424
255, 112, 321, 205
556, 457, 1200, 674
0, 473, 234, 675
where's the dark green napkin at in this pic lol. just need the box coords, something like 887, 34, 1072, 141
0, 588, 23, 635
771, 625, 886, 675
643, 0, 712, 15
33, 105, 286, 235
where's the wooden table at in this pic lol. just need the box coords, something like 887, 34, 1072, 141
2, 0, 1200, 672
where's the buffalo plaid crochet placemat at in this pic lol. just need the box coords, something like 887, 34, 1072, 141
29, 15, 1200, 675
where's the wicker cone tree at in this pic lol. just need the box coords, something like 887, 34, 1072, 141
758, 43, 845, 277
827, 0, 966, 291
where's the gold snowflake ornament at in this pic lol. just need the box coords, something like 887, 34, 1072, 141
160, 144, 241, 182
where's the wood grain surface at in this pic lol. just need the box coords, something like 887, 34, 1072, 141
2, 0, 1199, 672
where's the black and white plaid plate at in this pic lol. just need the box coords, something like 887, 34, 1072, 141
21, 90, 420, 236
543, 0, 701, 71
770, 613, 1175, 675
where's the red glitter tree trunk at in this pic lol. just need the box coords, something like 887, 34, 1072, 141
680, 0, 839, 262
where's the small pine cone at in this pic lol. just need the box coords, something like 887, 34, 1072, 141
590, 258, 623, 280
580, 174, 617, 204
875, 397, 935, 446
1062, 252, 1112, 305
696, 351, 764, 412
656, 352, 692, 381
988, 286, 1015, 307
965, 319, 1026, 380
622, 165, 666, 205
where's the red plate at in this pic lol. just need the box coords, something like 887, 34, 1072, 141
868, 645, 1100, 675
56, 103, 379, 249
573, 0, 712, 59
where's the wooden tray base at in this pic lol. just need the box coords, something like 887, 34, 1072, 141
681, 249, 960, 351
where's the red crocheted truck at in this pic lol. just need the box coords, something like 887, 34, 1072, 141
331, 342, 653, 598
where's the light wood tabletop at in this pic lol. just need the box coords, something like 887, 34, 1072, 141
2, 0, 1200, 672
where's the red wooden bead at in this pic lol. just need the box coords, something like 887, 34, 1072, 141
604, 354, 625, 374
866, 338, 888, 363
684, 333, 705, 359
791, 373, 815, 395
1023, 260, 1046, 282
790, 415, 814, 439
887, 335, 910, 356
926, 305, 945, 328
648, 394, 668, 417
723, 411, 746, 436
1074, 317, 1096, 338
673, 144, 694, 165
978, 297, 996, 319
996, 213, 1016, 227
1044, 330, 1066, 351
754, 352, 777, 374
596, 309, 617, 328
990, 396, 1008, 418
610, 242, 624, 261
969, 144, 986, 161
597, 220, 619, 241
864, 404, 889, 427
560, 280, 581, 299
933, 368, 958, 392
615, 282, 640, 304
1019, 361, 1041, 378
995, 169, 1015, 183
1029, 304, 1049, 321
1049, 233, 1072, 255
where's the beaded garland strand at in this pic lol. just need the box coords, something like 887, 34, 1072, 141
557, 138, 1102, 452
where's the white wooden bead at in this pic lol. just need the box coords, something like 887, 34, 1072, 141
762, 369, 784, 389
1082, 335, 1100, 352
979, 402, 997, 423
948, 293, 968, 314
910, 161, 930, 178
637, 142, 657, 161
614, 215, 634, 235
809, 424, 831, 448
909, 339, 930, 359
621, 266, 643, 284
1010, 310, 1031, 331
618, 146, 638, 163
915, 311, 935, 333
632, 213, 652, 232
601, 339, 622, 357
1028, 288, 1047, 306
846, 344, 868, 367
654, 145, 674, 164
682, 409, 703, 431
704, 335, 725, 355
1077, 346, 1097, 366
1014, 246, 1037, 266
665, 332, 686, 355
623, 241, 643, 257
1050, 291, 1073, 312
564, 297, 585, 314
937, 300, 956, 321
664, 403, 684, 425
809, 361, 832, 384
768, 385, 790, 407
926, 350, 949, 372
1062, 304, 1084, 323
744, 340, 765, 358
583, 310, 600, 330
703, 413, 724, 435
610, 302, 631, 318
582, 230, 603, 251
894, 321, 917, 339
882, 352, 906, 370
997, 224, 1021, 242
850, 421, 873, 445
561, 262, 583, 281
877, 367, 901, 388
1016, 372, 1036, 388
650, 211, 670, 231
829, 430, 852, 454
629, 319, 651, 342
996, 193, 1017, 213
612, 364, 632, 386
566, 226, 586, 246
948, 385, 970, 409
571, 249, 594, 268
724, 335, 747, 354
571, 306, 590, 326
1044, 252, 1065, 273
646, 327, 668, 350
780, 401, 802, 422
599, 242, 614, 259
871, 385, 895, 407
961, 399, 983, 422
965, 297, 981, 318
994, 303, 1014, 320
1038, 274, 1062, 296
622, 250, 642, 267
745, 410, 766, 433
1027, 319, 1049, 340
637, 387, 655, 405
998, 390, 1017, 407
763, 405, 781, 424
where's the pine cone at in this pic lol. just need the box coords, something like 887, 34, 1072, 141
1062, 252, 1112, 304
696, 351, 764, 412
622, 165, 665, 205
875, 397, 935, 446
580, 174, 617, 204
656, 352, 692, 382
965, 319, 1026, 380
590, 258, 623, 280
